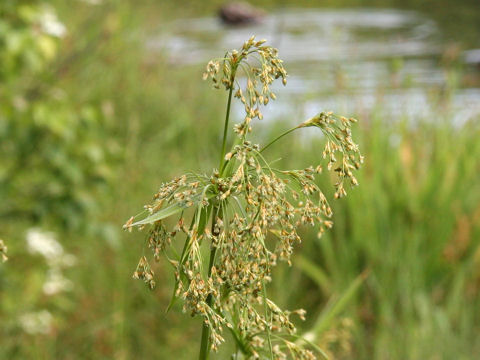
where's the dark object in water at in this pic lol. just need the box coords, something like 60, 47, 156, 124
219, 2, 265, 26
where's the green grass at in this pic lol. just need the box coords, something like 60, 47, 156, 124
279, 116, 480, 359
1, 1, 480, 359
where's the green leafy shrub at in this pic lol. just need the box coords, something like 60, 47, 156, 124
0, 1, 116, 228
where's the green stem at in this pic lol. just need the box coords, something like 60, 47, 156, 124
262, 281, 274, 359
200, 64, 237, 360
198, 206, 220, 360
261, 125, 301, 153
219, 83, 235, 170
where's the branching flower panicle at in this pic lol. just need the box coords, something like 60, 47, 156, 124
124, 37, 362, 360
300, 112, 364, 199
203, 35, 287, 137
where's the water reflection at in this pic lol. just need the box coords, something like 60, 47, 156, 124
148, 8, 480, 124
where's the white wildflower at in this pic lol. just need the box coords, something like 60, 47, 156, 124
26, 228, 63, 263
19, 310, 54, 335
43, 268, 74, 295
38, 7, 67, 38
26, 228, 76, 267
59, 253, 77, 267
26, 229, 76, 295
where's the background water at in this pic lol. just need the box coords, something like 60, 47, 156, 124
148, 8, 480, 125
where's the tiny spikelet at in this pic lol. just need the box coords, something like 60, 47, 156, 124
133, 256, 155, 290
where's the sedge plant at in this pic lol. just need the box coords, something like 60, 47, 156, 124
124, 36, 363, 360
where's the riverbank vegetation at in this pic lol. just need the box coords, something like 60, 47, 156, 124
1, 1, 479, 359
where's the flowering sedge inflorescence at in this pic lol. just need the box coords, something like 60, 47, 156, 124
203, 36, 286, 137
124, 36, 362, 359
299, 112, 363, 200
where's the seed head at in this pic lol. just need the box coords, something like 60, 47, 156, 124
125, 38, 363, 359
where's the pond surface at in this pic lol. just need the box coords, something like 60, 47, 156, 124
148, 8, 480, 125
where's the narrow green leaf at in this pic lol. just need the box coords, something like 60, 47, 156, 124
197, 200, 213, 236
166, 286, 179, 313
132, 202, 188, 226
289, 333, 329, 360
228, 327, 251, 356
295, 255, 332, 295
310, 270, 369, 336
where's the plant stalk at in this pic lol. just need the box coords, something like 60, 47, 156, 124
199, 70, 235, 358
219, 64, 239, 171
198, 206, 219, 360
219, 84, 234, 170
262, 281, 274, 359
261, 125, 300, 153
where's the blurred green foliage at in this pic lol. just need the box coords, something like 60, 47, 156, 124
0, 1, 117, 229
286, 118, 480, 359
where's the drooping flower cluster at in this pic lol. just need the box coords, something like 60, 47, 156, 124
203, 35, 287, 137
300, 112, 364, 199
125, 37, 362, 359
